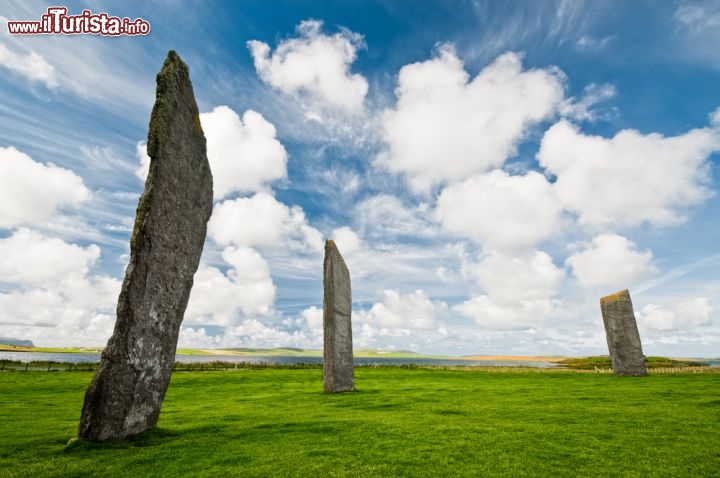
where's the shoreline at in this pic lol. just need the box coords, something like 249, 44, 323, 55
0, 346, 714, 363
0, 346, 566, 361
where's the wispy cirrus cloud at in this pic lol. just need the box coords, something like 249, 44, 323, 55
0, 43, 57, 88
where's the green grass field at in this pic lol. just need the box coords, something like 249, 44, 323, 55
1, 368, 718, 477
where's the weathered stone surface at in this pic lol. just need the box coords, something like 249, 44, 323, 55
79, 51, 213, 441
323, 240, 354, 392
600, 289, 647, 377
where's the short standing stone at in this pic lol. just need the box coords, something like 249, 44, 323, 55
323, 240, 354, 392
600, 289, 647, 377
79, 51, 213, 441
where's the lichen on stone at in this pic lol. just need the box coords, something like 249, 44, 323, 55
146, 50, 187, 158
193, 113, 203, 134
130, 164, 155, 250
135, 50, 187, 249
601, 289, 629, 304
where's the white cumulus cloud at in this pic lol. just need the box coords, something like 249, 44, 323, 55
377, 46, 564, 192
638, 297, 713, 331
457, 250, 564, 330
355, 289, 448, 335
463, 250, 564, 302
186, 246, 276, 326
248, 19, 368, 112
200, 106, 288, 199
677, 297, 714, 326
566, 233, 658, 289
134, 142, 150, 182
299, 305, 324, 342
330, 226, 362, 255
136, 106, 288, 200
208, 192, 323, 252
0, 228, 99, 287
178, 320, 309, 350
0, 230, 121, 347
436, 170, 562, 251
538, 116, 720, 227
0, 147, 90, 228
455, 295, 556, 331
638, 304, 677, 331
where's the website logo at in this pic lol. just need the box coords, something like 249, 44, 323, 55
7, 7, 150, 36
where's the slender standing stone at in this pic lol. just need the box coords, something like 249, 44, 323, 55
79, 51, 213, 441
600, 289, 647, 377
323, 240, 354, 392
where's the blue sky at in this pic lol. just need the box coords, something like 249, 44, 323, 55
1, 0, 719, 357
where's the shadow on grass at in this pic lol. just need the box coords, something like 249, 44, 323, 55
63, 427, 179, 453
253, 421, 341, 435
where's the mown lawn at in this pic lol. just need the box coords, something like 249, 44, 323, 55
0, 368, 718, 477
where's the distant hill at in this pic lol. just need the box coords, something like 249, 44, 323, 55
0, 337, 34, 347
176, 347, 430, 358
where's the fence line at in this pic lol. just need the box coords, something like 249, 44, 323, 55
648, 366, 711, 374
0, 360, 324, 373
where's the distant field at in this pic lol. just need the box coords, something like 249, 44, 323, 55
0, 345, 103, 354
1, 368, 718, 477
557, 355, 710, 369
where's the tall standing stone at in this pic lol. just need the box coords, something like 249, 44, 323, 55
600, 289, 647, 377
323, 240, 354, 392
79, 51, 213, 441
